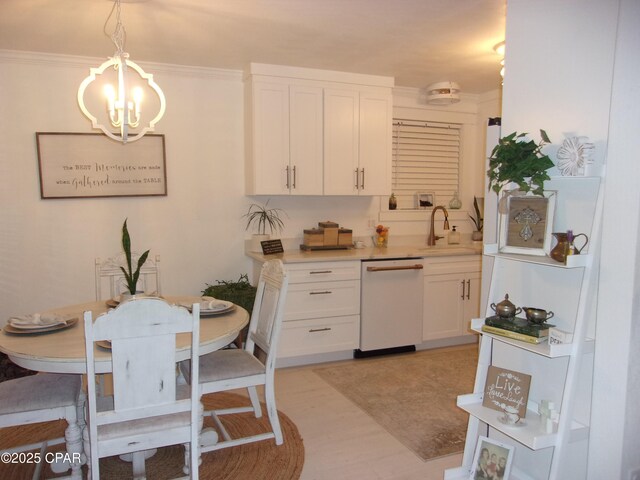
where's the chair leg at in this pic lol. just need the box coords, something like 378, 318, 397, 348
264, 382, 283, 445
247, 386, 262, 418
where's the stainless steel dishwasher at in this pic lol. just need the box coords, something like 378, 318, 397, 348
356, 258, 424, 357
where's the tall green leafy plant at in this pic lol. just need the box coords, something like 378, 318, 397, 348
120, 219, 150, 295
468, 196, 483, 232
487, 130, 554, 196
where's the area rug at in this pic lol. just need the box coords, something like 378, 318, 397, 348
313, 344, 478, 462
0, 392, 304, 479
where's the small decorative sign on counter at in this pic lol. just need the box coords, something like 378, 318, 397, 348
261, 239, 284, 255
482, 365, 531, 418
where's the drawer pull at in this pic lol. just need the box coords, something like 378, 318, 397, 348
309, 327, 332, 333
310, 270, 332, 274
309, 291, 332, 295
367, 264, 424, 272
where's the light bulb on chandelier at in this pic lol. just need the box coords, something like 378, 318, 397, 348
77, 0, 165, 144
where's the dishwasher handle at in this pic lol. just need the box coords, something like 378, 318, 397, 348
366, 264, 424, 272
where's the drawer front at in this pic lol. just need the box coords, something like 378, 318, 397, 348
278, 315, 360, 358
284, 280, 360, 321
286, 261, 361, 284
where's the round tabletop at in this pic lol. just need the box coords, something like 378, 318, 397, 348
0, 295, 249, 374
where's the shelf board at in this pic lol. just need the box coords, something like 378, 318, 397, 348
456, 393, 589, 450
471, 318, 594, 357
445, 465, 535, 480
483, 243, 589, 268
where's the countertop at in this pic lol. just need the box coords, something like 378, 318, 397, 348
246, 242, 482, 264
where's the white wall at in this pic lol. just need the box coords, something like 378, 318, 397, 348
503, 0, 640, 478
0, 51, 250, 319
0, 51, 499, 323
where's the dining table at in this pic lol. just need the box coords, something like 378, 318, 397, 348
0, 295, 249, 478
0, 295, 249, 374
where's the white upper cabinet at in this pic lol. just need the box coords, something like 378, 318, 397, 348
289, 85, 324, 195
357, 88, 392, 195
245, 63, 393, 196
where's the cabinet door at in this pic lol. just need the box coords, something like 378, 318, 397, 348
289, 85, 324, 195
462, 273, 481, 335
423, 272, 465, 341
359, 89, 392, 196
249, 81, 290, 194
323, 87, 360, 195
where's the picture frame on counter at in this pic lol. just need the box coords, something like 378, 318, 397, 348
498, 189, 556, 256
469, 436, 514, 480
416, 191, 435, 209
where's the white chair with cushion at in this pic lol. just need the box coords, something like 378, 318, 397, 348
95, 253, 161, 301
181, 259, 289, 452
0, 373, 83, 479
83, 297, 200, 480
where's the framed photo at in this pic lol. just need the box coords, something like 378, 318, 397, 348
416, 191, 435, 209
469, 436, 514, 480
36, 132, 167, 199
498, 190, 556, 256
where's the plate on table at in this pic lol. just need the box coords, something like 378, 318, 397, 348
96, 340, 112, 350
3, 317, 78, 335
200, 301, 236, 317
105, 298, 119, 308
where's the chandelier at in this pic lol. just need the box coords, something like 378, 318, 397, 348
77, 0, 166, 144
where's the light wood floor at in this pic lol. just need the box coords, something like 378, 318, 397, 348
272, 353, 465, 480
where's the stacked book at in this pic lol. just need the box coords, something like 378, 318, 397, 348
482, 316, 555, 344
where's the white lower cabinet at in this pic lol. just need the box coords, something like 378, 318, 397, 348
422, 256, 481, 342
277, 261, 361, 358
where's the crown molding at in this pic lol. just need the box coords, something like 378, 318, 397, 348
0, 49, 243, 81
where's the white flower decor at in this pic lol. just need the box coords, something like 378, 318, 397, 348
556, 136, 595, 176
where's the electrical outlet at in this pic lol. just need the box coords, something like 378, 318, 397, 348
629, 467, 640, 480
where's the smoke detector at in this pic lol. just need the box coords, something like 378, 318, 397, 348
426, 81, 461, 105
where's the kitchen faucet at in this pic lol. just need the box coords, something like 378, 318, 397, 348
427, 206, 450, 246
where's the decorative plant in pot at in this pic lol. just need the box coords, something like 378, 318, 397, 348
243, 200, 287, 253
487, 129, 554, 197
469, 196, 484, 241
120, 218, 150, 299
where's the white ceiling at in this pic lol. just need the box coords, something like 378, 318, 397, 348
0, 0, 506, 93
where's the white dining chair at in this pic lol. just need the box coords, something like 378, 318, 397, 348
181, 259, 289, 452
94, 253, 162, 301
83, 297, 200, 480
0, 373, 84, 480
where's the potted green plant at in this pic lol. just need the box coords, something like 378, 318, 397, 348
120, 218, 150, 297
469, 196, 484, 241
202, 274, 257, 348
487, 129, 554, 196
243, 200, 287, 252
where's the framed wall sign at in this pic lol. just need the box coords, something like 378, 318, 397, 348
36, 132, 167, 199
482, 365, 531, 419
469, 436, 514, 480
498, 190, 556, 256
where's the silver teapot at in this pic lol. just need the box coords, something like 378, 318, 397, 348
490, 294, 522, 318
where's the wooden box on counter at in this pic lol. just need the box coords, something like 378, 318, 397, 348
338, 228, 353, 246
303, 228, 324, 247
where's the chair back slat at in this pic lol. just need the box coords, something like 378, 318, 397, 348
84, 298, 199, 425
245, 260, 288, 368
95, 254, 161, 300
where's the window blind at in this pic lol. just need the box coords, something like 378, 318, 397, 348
392, 119, 462, 210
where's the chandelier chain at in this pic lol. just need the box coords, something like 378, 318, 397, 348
104, 0, 126, 56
